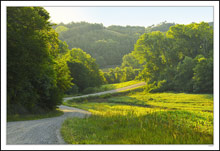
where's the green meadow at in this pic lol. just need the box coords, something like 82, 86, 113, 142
61, 91, 213, 144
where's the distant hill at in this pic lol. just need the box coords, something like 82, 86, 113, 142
54, 21, 212, 68
55, 22, 145, 67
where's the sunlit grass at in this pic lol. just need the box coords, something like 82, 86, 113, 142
82, 80, 143, 94
94, 80, 142, 91
108, 80, 143, 89
129, 92, 213, 112
61, 92, 213, 144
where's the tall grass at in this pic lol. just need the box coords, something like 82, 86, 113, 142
61, 92, 213, 144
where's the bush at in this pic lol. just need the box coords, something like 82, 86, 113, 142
145, 80, 167, 93
82, 87, 96, 94
174, 56, 195, 92
65, 85, 79, 95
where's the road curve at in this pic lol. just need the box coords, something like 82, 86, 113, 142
7, 105, 91, 144
7, 82, 145, 144
63, 81, 146, 102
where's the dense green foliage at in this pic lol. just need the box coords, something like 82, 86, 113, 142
7, 7, 72, 114
55, 21, 196, 87
55, 25, 69, 33
193, 56, 213, 93
55, 22, 145, 67
174, 56, 195, 92
7, 7, 103, 114
127, 22, 213, 93
65, 48, 106, 93
62, 92, 213, 144
55, 21, 180, 68
121, 51, 144, 69
103, 67, 140, 84
56, 38, 106, 95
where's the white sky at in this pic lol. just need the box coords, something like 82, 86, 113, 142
44, 7, 213, 27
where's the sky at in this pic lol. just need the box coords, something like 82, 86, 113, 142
44, 7, 213, 27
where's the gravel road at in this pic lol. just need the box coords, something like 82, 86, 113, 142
7, 82, 145, 144
63, 81, 146, 102
7, 105, 91, 144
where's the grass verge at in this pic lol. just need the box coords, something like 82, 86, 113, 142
7, 109, 64, 122
63, 84, 145, 104
81, 80, 143, 94
61, 91, 213, 144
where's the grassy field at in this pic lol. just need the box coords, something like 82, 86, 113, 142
7, 109, 64, 122
82, 80, 143, 94
61, 91, 213, 144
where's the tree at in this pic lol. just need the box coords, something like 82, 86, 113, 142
121, 52, 143, 69
55, 25, 69, 33
66, 48, 105, 93
133, 31, 168, 86
104, 68, 116, 84
193, 55, 213, 93
167, 22, 213, 59
132, 22, 213, 93
7, 7, 72, 114
174, 56, 195, 92
121, 67, 136, 82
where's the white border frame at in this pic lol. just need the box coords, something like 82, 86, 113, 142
1, 1, 219, 150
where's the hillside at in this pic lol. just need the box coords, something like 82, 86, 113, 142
54, 22, 145, 68
54, 22, 176, 68
54, 21, 213, 68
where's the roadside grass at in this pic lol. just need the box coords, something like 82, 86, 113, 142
61, 92, 213, 144
62, 85, 145, 103
7, 109, 64, 122
81, 80, 143, 94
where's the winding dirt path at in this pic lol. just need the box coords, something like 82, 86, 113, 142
7, 105, 91, 144
7, 82, 145, 144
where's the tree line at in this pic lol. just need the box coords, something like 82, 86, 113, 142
55, 21, 213, 69
121, 22, 213, 93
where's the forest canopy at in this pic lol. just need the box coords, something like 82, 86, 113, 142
130, 22, 213, 93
